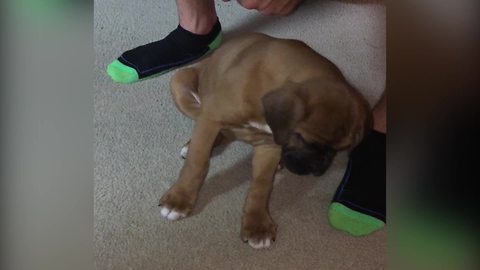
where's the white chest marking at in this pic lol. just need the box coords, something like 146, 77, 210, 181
247, 121, 272, 134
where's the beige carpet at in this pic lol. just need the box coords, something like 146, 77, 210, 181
94, 0, 386, 269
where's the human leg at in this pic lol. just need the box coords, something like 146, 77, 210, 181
328, 93, 387, 236
107, 0, 222, 83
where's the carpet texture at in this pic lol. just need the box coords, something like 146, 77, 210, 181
94, 0, 386, 269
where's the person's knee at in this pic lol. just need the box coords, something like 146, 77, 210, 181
237, 0, 301, 16
237, 0, 262, 10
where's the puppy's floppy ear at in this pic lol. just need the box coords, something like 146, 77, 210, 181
332, 93, 373, 151
262, 88, 306, 145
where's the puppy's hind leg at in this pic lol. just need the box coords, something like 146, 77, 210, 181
171, 67, 230, 159
170, 67, 202, 120
180, 132, 232, 159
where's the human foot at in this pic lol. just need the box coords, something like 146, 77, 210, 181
107, 20, 222, 83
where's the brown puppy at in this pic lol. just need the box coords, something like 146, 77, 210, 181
159, 33, 371, 249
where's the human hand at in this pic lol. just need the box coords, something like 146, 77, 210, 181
236, 0, 304, 16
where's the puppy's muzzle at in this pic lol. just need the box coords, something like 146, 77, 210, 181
282, 144, 336, 176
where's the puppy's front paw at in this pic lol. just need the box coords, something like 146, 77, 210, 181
159, 188, 196, 221
160, 206, 187, 221
241, 212, 277, 249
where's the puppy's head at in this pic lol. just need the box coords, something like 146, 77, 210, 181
262, 79, 371, 176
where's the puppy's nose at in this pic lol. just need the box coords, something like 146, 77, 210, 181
285, 162, 310, 175
312, 168, 328, 177
283, 153, 311, 175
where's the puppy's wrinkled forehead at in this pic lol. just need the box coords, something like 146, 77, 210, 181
262, 79, 367, 150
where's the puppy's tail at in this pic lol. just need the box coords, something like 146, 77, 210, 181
170, 67, 202, 119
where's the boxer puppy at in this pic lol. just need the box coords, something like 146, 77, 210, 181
159, 33, 371, 249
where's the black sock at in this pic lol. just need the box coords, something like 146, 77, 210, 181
328, 130, 386, 236
107, 20, 222, 83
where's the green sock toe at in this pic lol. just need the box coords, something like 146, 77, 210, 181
106, 59, 139, 84
328, 202, 385, 236
208, 31, 223, 51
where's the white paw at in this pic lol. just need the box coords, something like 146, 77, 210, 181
160, 206, 186, 221
248, 238, 272, 249
180, 145, 189, 159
